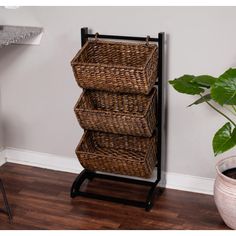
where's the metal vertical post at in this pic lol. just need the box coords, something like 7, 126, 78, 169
81, 27, 88, 47
157, 32, 164, 181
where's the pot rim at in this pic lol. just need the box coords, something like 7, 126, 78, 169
216, 155, 236, 183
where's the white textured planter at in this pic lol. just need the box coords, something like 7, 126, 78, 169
214, 156, 236, 229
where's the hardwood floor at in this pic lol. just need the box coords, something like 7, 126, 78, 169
0, 163, 229, 230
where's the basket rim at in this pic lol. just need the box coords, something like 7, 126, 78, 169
74, 88, 157, 118
71, 39, 158, 71
76, 130, 155, 162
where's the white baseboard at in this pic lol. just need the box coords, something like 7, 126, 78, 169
164, 172, 214, 195
0, 148, 6, 166
5, 147, 81, 174
2, 147, 214, 195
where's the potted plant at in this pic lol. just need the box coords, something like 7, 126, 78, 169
169, 68, 236, 229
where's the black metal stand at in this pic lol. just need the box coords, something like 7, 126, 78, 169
0, 178, 12, 222
71, 27, 165, 211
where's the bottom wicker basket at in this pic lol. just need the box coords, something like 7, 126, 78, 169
76, 131, 157, 178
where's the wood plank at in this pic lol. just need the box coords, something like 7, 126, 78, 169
0, 162, 229, 230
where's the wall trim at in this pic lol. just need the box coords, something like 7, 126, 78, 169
2, 147, 214, 195
164, 172, 214, 195
0, 148, 6, 166
5, 147, 81, 174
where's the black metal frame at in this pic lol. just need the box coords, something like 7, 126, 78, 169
0, 178, 12, 222
71, 27, 165, 211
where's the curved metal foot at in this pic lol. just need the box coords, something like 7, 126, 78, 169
70, 169, 161, 211
145, 201, 153, 211
71, 169, 90, 198
145, 181, 158, 211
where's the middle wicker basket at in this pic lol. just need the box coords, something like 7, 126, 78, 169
74, 87, 157, 137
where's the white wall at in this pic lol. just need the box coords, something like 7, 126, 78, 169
1, 6, 236, 179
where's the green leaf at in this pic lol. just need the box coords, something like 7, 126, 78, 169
211, 68, 236, 105
213, 122, 236, 156
192, 75, 216, 88
169, 75, 205, 95
188, 94, 211, 107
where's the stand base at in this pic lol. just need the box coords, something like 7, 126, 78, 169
71, 169, 160, 211
0, 179, 12, 223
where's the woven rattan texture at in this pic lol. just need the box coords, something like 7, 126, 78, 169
71, 40, 158, 94
74, 88, 157, 137
76, 131, 157, 178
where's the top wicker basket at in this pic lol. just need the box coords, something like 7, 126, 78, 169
71, 40, 158, 94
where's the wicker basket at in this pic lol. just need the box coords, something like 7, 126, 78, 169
76, 131, 157, 178
74, 87, 157, 137
71, 40, 158, 94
